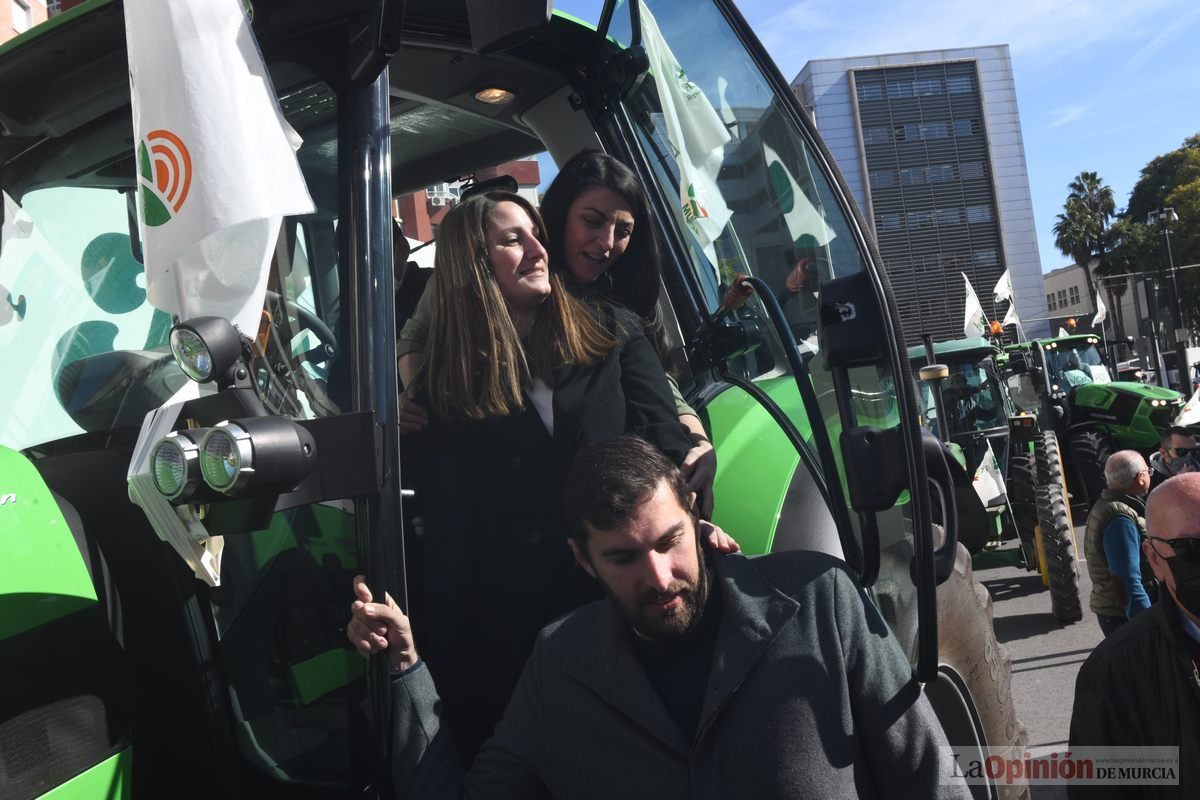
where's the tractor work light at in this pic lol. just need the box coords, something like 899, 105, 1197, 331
199, 417, 317, 496
170, 317, 243, 382
151, 429, 213, 503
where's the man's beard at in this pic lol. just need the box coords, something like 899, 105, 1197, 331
606, 547, 710, 640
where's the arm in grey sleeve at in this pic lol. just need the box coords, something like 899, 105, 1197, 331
397, 279, 435, 359
834, 569, 970, 799
390, 655, 551, 799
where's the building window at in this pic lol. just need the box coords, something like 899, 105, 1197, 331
952, 118, 980, 137
959, 162, 986, 181
946, 75, 974, 94
1069, 286, 1080, 305
875, 212, 902, 232
887, 80, 915, 100
906, 210, 934, 229
869, 169, 895, 189
12, 0, 33, 32
1047, 293, 1056, 311
934, 208, 961, 226
899, 167, 924, 186
928, 164, 955, 183
862, 126, 891, 145
857, 83, 884, 102
913, 78, 943, 96
920, 121, 949, 140
1058, 289, 1068, 307
966, 204, 993, 224
973, 249, 998, 267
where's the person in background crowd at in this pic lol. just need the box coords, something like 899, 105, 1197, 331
1084, 450, 1154, 636
1068, 473, 1200, 799
1149, 426, 1198, 490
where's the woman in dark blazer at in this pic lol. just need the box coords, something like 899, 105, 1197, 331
406, 190, 694, 758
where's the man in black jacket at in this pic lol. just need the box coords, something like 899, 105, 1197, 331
1068, 473, 1200, 798
349, 435, 968, 799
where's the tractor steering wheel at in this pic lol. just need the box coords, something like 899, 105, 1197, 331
265, 290, 338, 366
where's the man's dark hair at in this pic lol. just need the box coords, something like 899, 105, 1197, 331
564, 435, 691, 546
1161, 426, 1196, 445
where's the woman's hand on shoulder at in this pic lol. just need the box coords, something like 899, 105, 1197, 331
698, 518, 740, 554
398, 389, 430, 434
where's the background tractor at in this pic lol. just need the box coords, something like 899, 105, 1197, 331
1001, 334, 1184, 511
911, 337, 1082, 623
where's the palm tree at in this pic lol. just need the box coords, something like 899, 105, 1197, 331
1053, 171, 1116, 315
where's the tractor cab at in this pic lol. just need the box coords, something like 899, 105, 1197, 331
0, 1, 1022, 798
1003, 334, 1183, 508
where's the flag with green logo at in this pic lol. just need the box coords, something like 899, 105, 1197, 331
124, 0, 313, 335
962, 272, 987, 338
640, 5, 732, 271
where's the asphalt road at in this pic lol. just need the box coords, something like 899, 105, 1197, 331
974, 522, 1103, 800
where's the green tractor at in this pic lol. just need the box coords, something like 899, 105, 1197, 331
909, 337, 1082, 623
1002, 334, 1185, 510
0, 1, 1025, 798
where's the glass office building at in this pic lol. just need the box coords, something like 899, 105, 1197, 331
794, 46, 1049, 343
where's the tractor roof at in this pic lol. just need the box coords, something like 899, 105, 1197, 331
906, 336, 1000, 364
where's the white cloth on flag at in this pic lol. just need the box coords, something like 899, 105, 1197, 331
1177, 384, 1200, 427
1092, 290, 1108, 327
972, 440, 1006, 507
641, 6, 732, 272
993, 269, 1012, 304
1058, 327, 1070, 337
962, 272, 986, 337
1003, 302, 1020, 327
124, 0, 314, 336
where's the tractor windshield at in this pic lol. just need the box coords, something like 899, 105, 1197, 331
1045, 342, 1111, 387
0, 72, 346, 453
928, 357, 1006, 438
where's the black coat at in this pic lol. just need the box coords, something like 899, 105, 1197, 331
414, 310, 692, 758
1068, 597, 1200, 799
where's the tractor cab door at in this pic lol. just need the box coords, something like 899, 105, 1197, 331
592, 0, 952, 679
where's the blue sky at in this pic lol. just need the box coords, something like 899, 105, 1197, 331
552, 0, 1200, 274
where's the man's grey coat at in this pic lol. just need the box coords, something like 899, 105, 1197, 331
390, 550, 968, 799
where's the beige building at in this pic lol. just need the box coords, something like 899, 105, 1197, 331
1, 0, 48, 44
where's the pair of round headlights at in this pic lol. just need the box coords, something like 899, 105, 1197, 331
151, 417, 315, 503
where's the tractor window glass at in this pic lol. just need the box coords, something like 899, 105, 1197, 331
0, 184, 169, 452
205, 74, 366, 788
614, 0, 917, 658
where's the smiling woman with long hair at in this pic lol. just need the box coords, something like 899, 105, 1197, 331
404, 190, 693, 759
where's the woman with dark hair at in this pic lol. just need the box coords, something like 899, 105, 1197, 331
395, 190, 735, 759
398, 150, 717, 515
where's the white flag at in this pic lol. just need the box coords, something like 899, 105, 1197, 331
1003, 302, 1020, 327
641, 6, 732, 271
1058, 327, 1070, 337
972, 440, 1007, 507
962, 272, 986, 338
1177, 384, 1200, 427
124, 0, 314, 336
993, 269, 1012, 304
1092, 290, 1108, 327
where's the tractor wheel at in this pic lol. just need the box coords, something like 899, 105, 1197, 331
1036, 482, 1082, 624
1006, 452, 1041, 573
936, 537, 1029, 800
1067, 427, 1113, 510
1007, 453, 1038, 545
1036, 432, 1065, 490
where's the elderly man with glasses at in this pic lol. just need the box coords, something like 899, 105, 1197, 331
1068, 473, 1200, 799
1084, 450, 1155, 637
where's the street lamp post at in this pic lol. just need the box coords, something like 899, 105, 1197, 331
1149, 207, 1190, 392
